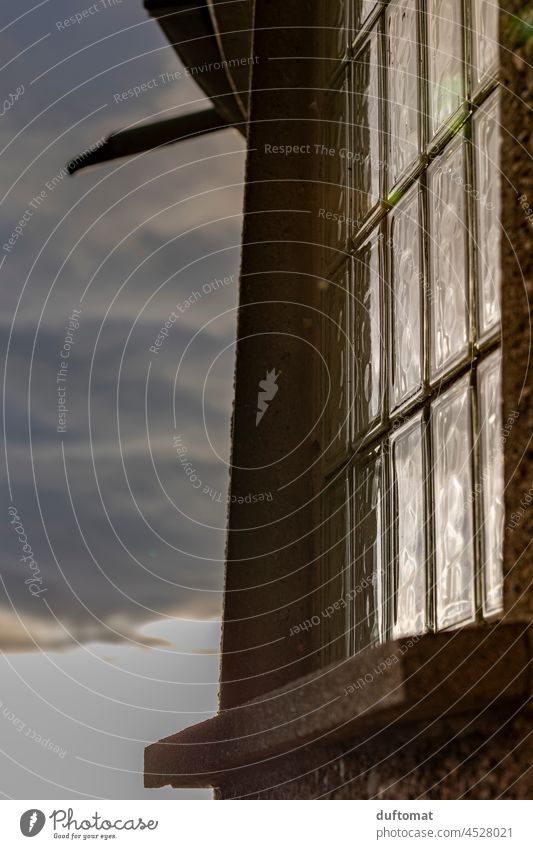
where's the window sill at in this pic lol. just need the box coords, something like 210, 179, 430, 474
144, 623, 532, 790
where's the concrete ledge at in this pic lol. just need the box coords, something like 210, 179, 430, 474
144, 623, 532, 789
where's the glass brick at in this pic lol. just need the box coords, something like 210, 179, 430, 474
472, 0, 499, 88
323, 79, 350, 254
427, 0, 464, 138
428, 136, 469, 377
321, 471, 351, 663
352, 29, 382, 223
352, 233, 383, 438
474, 91, 502, 337
432, 376, 476, 630
478, 350, 504, 616
321, 0, 350, 67
391, 415, 427, 637
386, 0, 419, 188
354, 0, 380, 30
352, 451, 384, 650
321, 267, 350, 469
390, 184, 423, 408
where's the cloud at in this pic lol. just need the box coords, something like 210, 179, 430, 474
0, 3, 245, 653
0, 607, 174, 653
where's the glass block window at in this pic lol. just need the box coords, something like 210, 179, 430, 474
471, 0, 499, 90
386, 0, 420, 188
391, 414, 427, 637
321, 267, 350, 471
321, 79, 350, 254
389, 184, 423, 408
318, 0, 504, 660
352, 27, 383, 224
474, 90, 501, 338
321, 472, 351, 665
432, 377, 476, 630
320, 1, 350, 64
478, 350, 504, 616
426, 0, 465, 140
351, 234, 383, 440
352, 450, 385, 650
428, 135, 469, 377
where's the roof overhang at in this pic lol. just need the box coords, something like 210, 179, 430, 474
144, 0, 253, 132
68, 0, 252, 173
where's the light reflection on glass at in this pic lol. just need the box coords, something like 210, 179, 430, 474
432, 377, 476, 630
387, 0, 419, 186
391, 415, 427, 638
353, 29, 382, 221
321, 472, 350, 663
322, 267, 349, 469
318, 0, 505, 655
475, 91, 502, 337
428, 136, 469, 376
472, 0, 499, 87
427, 0, 464, 137
390, 184, 422, 407
353, 452, 384, 650
478, 350, 504, 616
352, 234, 382, 437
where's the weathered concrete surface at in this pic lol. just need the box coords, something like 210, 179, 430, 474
145, 625, 532, 796
500, 0, 533, 621
217, 0, 325, 709
215, 706, 533, 798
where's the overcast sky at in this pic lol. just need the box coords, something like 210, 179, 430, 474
0, 0, 245, 798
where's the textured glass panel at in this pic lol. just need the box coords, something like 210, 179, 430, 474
352, 234, 382, 437
321, 0, 349, 65
390, 184, 422, 408
386, 0, 419, 187
353, 30, 381, 223
427, 0, 464, 138
432, 377, 475, 629
323, 79, 349, 252
353, 452, 384, 650
478, 350, 504, 616
392, 415, 426, 637
428, 136, 469, 376
322, 267, 349, 468
472, 0, 499, 87
475, 91, 502, 337
354, 0, 379, 30
321, 472, 350, 663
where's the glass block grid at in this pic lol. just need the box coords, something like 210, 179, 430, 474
352, 27, 382, 222
386, 0, 420, 187
318, 0, 503, 659
391, 413, 427, 637
321, 266, 351, 471
427, 134, 469, 377
478, 349, 504, 616
351, 449, 385, 650
432, 376, 476, 630
320, 472, 352, 664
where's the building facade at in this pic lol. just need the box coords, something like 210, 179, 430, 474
145, 0, 533, 798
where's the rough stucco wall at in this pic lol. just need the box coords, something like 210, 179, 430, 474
218, 1, 324, 709
216, 703, 533, 799
501, 0, 533, 622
